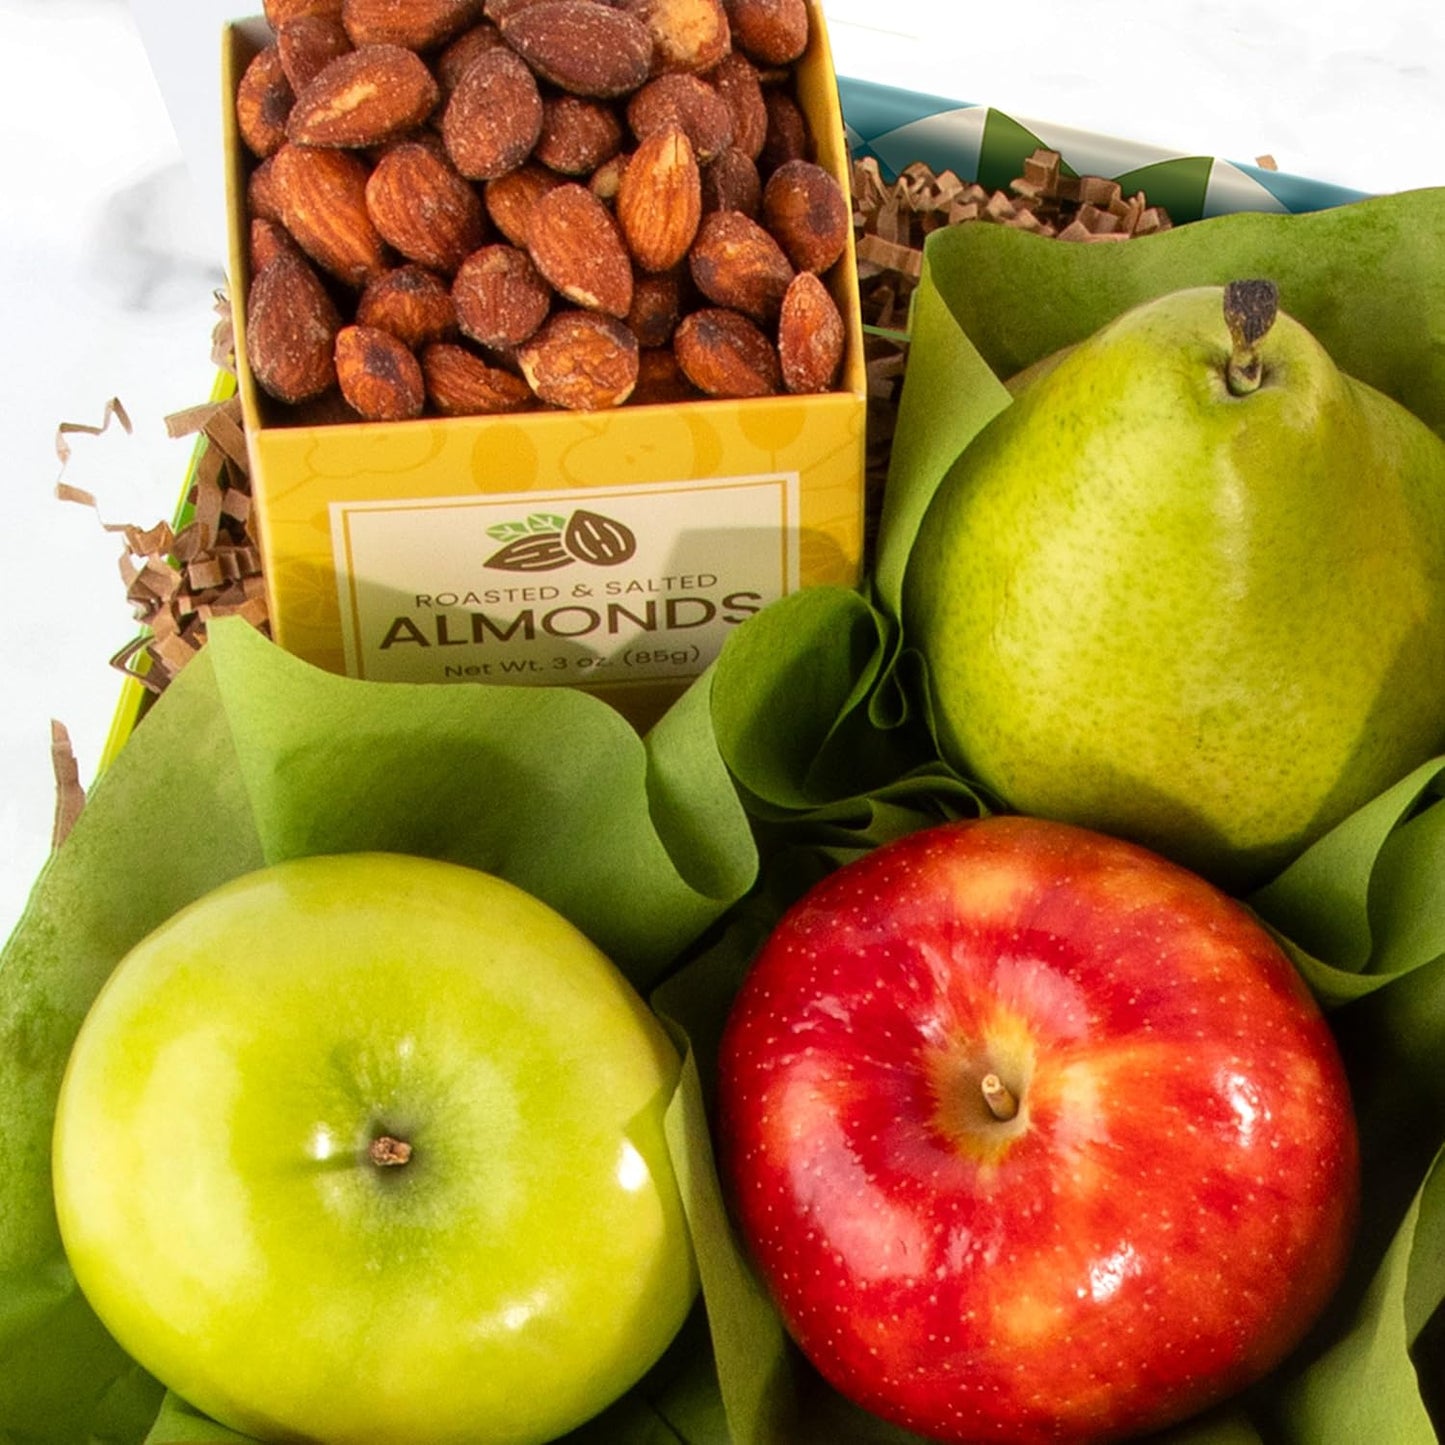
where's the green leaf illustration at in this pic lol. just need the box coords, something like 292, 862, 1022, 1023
486, 520, 532, 542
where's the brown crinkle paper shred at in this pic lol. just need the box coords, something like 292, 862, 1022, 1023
112, 395, 268, 692
56, 380, 269, 699
49, 720, 85, 849
853, 149, 1173, 532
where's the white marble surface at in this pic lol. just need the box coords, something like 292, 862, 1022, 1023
2, 0, 1443, 942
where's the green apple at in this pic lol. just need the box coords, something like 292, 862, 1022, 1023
904, 280, 1445, 887
51, 853, 698, 1445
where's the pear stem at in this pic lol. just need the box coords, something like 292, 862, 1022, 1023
369, 1135, 413, 1167
980, 1073, 1019, 1122
1223, 279, 1280, 396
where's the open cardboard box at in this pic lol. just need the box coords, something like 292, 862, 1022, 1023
222, 3, 869, 737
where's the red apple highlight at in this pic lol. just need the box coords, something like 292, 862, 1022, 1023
716, 815, 1359, 1443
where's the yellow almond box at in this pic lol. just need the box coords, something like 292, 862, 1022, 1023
223, 6, 867, 732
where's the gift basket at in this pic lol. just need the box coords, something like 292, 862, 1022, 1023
4, 2, 1444, 1442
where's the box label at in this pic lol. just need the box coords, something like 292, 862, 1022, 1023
331, 474, 801, 686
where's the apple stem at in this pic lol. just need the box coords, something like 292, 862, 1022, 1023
980, 1073, 1019, 1122
1223, 279, 1279, 396
369, 1135, 413, 1167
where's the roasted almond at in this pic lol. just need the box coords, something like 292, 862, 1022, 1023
627, 72, 734, 162
535, 94, 625, 176
441, 45, 544, 180
236, 44, 295, 159
421, 342, 534, 413
626, 269, 685, 348
527, 183, 634, 317
777, 269, 842, 393
724, 0, 808, 65
483, 162, 564, 244
499, 1, 654, 98
588, 150, 631, 204
271, 142, 391, 286
365, 141, 487, 273
452, 243, 553, 348
265, 0, 344, 27
246, 154, 286, 223
249, 215, 304, 273
435, 20, 508, 94
287, 44, 440, 148
631, 345, 702, 404
700, 144, 760, 216
484, 0, 548, 19
759, 85, 810, 170
761, 158, 848, 273
620, 0, 731, 74
282, 389, 364, 428
356, 264, 459, 347
275, 15, 353, 91
341, 0, 485, 51
335, 323, 427, 419
246, 250, 343, 404
617, 123, 701, 272
706, 51, 767, 160
374, 123, 452, 164
673, 305, 780, 396
517, 310, 639, 409
688, 207, 792, 320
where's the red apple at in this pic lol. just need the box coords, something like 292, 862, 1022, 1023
715, 815, 1359, 1443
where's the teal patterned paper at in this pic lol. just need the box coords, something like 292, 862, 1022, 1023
838, 75, 1370, 222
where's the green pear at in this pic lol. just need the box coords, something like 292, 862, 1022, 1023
903, 280, 1445, 888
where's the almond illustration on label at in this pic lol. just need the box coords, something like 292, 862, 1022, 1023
484, 509, 638, 570
565, 509, 637, 565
